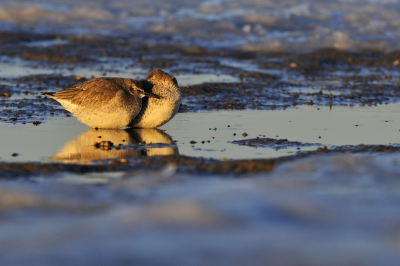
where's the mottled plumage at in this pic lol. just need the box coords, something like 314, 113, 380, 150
45, 77, 158, 128
130, 69, 181, 128
44, 70, 181, 129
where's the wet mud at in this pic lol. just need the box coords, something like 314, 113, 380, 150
232, 137, 322, 150
4, 2, 400, 263
1, 143, 400, 178
2, 32, 400, 176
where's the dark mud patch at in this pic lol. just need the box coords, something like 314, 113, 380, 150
0, 155, 280, 178
2, 31, 400, 124
2, 143, 400, 178
2, 31, 400, 176
0, 74, 85, 123
231, 137, 322, 150
306, 144, 400, 155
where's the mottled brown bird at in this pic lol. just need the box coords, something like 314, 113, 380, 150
45, 69, 180, 129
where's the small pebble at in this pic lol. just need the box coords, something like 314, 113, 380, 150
75, 76, 86, 81
190, 140, 197, 144
33, 120, 41, 126
11, 153, 18, 157
242, 132, 248, 137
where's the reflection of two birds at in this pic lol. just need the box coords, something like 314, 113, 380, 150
51, 128, 179, 162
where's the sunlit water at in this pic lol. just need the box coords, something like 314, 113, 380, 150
1, 104, 400, 162
1, 0, 400, 52
0, 56, 239, 86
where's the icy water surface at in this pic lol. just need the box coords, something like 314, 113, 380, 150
1, 104, 400, 162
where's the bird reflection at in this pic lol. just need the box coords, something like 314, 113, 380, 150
50, 128, 178, 162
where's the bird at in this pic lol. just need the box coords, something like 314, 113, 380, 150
129, 69, 181, 128
44, 70, 181, 129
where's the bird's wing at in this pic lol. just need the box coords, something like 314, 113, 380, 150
53, 78, 129, 108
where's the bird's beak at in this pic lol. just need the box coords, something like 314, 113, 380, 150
141, 91, 161, 99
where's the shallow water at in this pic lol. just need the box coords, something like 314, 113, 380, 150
2, 0, 400, 264
163, 104, 400, 159
0, 56, 239, 86
0, 0, 394, 51
2, 104, 400, 162
2, 0, 400, 52
2, 154, 400, 265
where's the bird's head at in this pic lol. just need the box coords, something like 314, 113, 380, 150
146, 69, 179, 88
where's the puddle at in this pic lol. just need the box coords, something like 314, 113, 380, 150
1, 104, 400, 162
23, 39, 69, 47
0, 118, 88, 162
0, 93, 39, 101
175, 73, 239, 86
0, 57, 145, 80
0, 56, 239, 87
161, 104, 400, 159
51, 127, 178, 163
0, 118, 178, 163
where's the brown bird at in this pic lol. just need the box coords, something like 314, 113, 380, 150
45, 69, 180, 128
